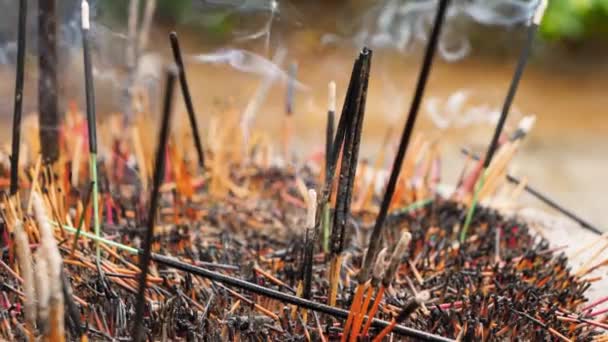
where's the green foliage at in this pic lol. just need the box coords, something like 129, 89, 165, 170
100, 0, 608, 42
99, 0, 235, 38
541, 0, 608, 40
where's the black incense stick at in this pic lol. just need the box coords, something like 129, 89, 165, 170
331, 48, 371, 256
324, 53, 363, 196
325, 81, 336, 180
38, 0, 59, 162
81, 0, 105, 267
148, 253, 453, 342
10, 0, 28, 195
460, 4, 544, 242
132, 68, 177, 341
483, 24, 537, 169
359, 0, 450, 283
461, 148, 602, 235
82, 4, 97, 156
169, 32, 206, 168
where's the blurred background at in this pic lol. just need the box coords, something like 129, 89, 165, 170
0, 0, 606, 230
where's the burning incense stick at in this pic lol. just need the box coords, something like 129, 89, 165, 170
359, 0, 449, 285
169, 32, 206, 169
460, 1, 548, 242
81, 0, 102, 265
10, 0, 27, 196
132, 67, 177, 341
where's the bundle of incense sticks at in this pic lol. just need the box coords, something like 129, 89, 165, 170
0, 0, 607, 341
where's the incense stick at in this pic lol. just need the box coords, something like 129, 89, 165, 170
51, 220, 453, 342
326, 81, 336, 180
81, 0, 102, 265
322, 82, 336, 253
359, 0, 450, 283
169, 32, 206, 168
38, 0, 59, 162
327, 49, 370, 306
331, 48, 371, 257
460, 2, 546, 242
460, 148, 603, 235
10, 0, 27, 196
132, 67, 177, 341
320, 57, 361, 259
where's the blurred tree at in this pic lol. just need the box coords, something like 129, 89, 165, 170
542, 0, 608, 40
98, 0, 608, 43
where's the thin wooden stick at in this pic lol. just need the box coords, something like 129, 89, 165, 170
132, 67, 177, 341
460, 3, 545, 242
10, 0, 28, 196
38, 0, 59, 162
169, 32, 206, 168
359, 0, 450, 284
81, 0, 102, 265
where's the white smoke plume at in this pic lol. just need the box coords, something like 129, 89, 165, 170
322, 0, 539, 62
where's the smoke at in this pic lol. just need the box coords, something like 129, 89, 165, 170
190, 48, 308, 90
0, 0, 127, 68
425, 89, 528, 129
323, 0, 539, 62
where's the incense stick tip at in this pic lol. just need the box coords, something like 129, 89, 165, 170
533, 0, 548, 25
81, 0, 90, 30
328, 81, 336, 112
518, 115, 536, 135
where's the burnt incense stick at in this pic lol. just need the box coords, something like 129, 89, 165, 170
359, 0, 449, 283
325, 52, 363, 191
53, 221, 454, 341
326, 49, 368, 306
151, 252, 454, 342
460, 1, 546, 242
460, 148, 602, 235
132, 67, 177, 341
10, 0, 27, 196
319, 52, 362, 272
81, 0, 102, 264
302, 189, 317, 301
38, 0, 59, 162
331, 48, 371, 256
169, 32, 206, 168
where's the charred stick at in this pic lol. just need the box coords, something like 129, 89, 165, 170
38, 0, 59, 162
81, 0, 102, 265
150, 253, 454, 342
10, 0, 27, 195
331, 48, 371, 256
132, 68, 177, 341
169, 32, 206, 168
359, 0, 450, 283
